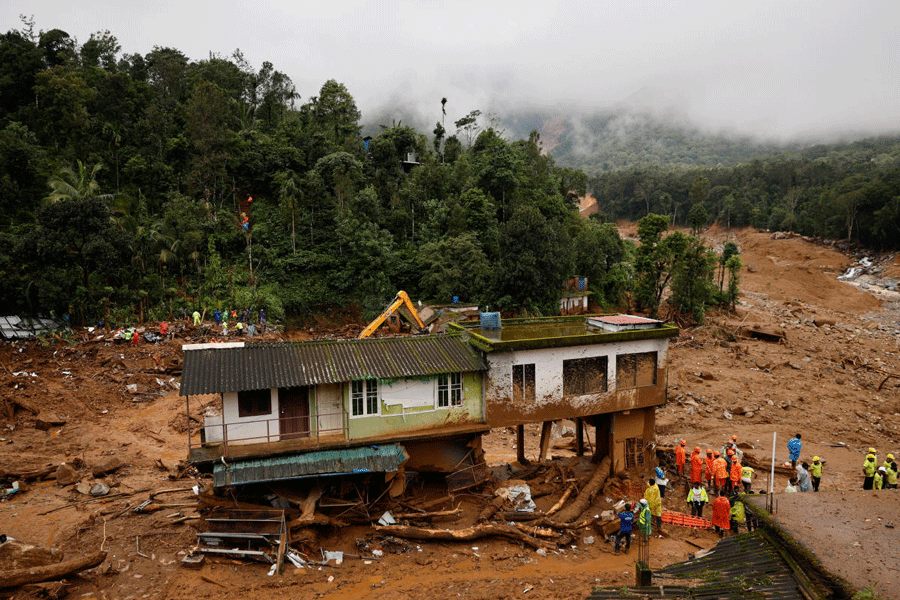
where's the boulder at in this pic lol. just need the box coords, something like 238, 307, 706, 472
90, 482, 110, 497
75, 481, 93, 495
91, 456, 122, 478
55, 464, 78, 487
34, 413, 67, 431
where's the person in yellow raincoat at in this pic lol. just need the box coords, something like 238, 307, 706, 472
644, 479, 663, 534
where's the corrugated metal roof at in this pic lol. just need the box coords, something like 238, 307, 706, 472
181, 335, 487, 396
596, 314, 661, 325
213, 443, 408, 486
0, 316, 61, 339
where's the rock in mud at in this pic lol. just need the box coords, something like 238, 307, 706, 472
55, 464, 78, 486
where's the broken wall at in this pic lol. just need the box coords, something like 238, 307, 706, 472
483, 337, 668, 427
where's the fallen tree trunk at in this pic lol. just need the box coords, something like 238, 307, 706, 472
0, 465, 56, 481
374, 524, 547, 551
0, 551, 107, 589
546, 484, 575, 516
554, 456, 611, 523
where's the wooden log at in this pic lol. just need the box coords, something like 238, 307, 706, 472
374, 523, 547, 551
546, 484, 575, 516
0, 464, 56, 481
538, 421, 553, 462
0, 551, 106, 589
516, 424, 527, 465
477, 497, 505, 522
387, 508, 461, 520
554, 456, 611, 523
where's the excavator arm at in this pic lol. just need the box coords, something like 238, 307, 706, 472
358, 291, 425, 339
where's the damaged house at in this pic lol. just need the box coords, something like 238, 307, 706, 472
180, 314, 677, 489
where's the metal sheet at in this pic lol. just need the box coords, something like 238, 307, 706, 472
181, 335, 487, 396
213, 443, 409, 487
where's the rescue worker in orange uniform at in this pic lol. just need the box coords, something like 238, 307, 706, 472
713, 452, 728, 493
729, 451, 742, 494
704, 449, 716, 487
711, 491, 732, 537
674, 440, 687, 480
689, 446, 703, 486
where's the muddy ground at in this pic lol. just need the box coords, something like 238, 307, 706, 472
1, 227, 899, 599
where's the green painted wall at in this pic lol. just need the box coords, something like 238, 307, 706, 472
341, 372, 483, 440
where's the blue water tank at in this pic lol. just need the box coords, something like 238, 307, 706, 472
480, 312, 502, 330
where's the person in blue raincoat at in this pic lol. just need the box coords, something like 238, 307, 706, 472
787, 433, 802, 469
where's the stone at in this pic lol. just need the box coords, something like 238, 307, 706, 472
90, 482, 110, 497
699, 371, 719, 381
34, 412, 67, 431
732, 406, 752, 416
91, 456, 122, 477
75, 481, 92, 495
723, 411, 733, 420
745, 412, 754, 418
55, 463, 78, 486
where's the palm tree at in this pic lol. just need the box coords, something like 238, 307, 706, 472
276, 171, 300, 254
46, 160, 113, 204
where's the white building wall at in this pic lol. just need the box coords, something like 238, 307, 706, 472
204, 389, 280, 445
485, 337, 668, 416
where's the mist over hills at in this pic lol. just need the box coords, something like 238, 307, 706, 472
362, 105, 900, 176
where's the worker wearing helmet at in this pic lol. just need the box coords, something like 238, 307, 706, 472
886, 461, 899, 490
711, 491, 731, 538
686, 482, 708, 517
723, 435, 743, 463
863, 453, 877, 489
713, 452, 728, 493
809, 457, 823, 492
690, 446, 703, 486
729, 453, 742, 494
882, 454, 895, 475
674, 440, 687, 480
704, 449, 715, 488
874, 467, 885, 490
637, 498, 652, 540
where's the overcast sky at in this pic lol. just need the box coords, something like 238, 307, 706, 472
3, 0, 899, 140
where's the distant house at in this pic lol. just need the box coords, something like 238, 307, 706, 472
559, 277, 590, 315
180, 314, 677, 486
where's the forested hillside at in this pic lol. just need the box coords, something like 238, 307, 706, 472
0, 22, 641, 326
584, 136, 900, 249
1, 21, 894, 328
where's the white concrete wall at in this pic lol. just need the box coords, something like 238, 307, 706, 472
204, 389, 279, 445
485, 337, 668, 416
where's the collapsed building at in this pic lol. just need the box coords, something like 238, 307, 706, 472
179, 314, 678, 491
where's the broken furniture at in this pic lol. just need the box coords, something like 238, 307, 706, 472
197, 509, 287, 566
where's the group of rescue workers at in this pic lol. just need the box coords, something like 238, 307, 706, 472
614, 433, 899, 553
861, 448, 899, 490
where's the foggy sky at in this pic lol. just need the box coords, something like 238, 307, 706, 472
3, 0, 899, 140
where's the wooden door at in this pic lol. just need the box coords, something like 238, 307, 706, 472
316, 384, 344, 437
279, 387, 310, 440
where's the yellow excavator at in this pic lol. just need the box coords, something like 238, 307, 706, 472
358, 291, 427, 339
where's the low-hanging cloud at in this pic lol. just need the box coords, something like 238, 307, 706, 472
6, 0, 899, 141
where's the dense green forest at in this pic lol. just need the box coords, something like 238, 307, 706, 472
0, 21, 891, 328
584, 136, 900, 248
0, 22, 646, 326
